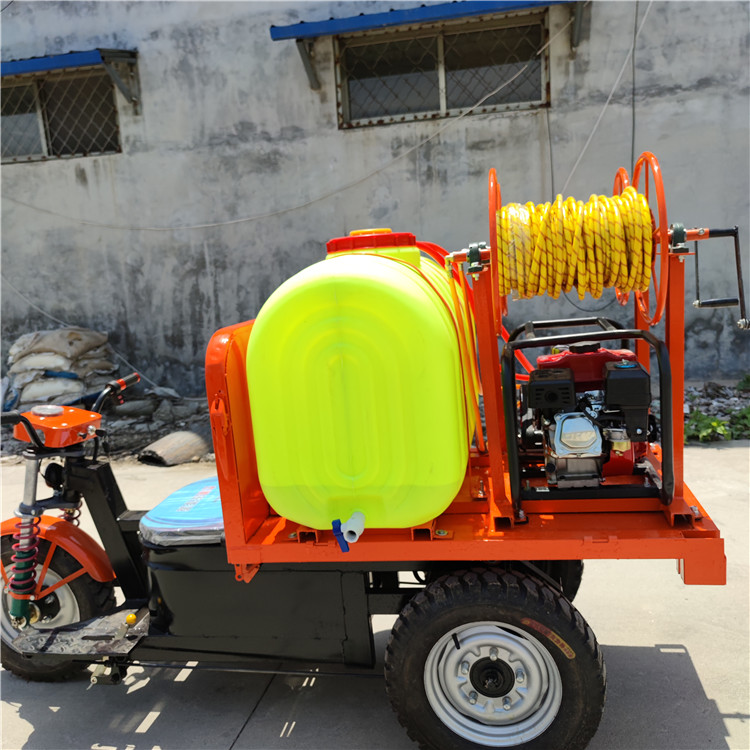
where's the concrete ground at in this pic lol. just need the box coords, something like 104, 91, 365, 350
1, 442, 748, 750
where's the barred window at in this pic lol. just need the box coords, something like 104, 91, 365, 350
2, 68, 121, 162
335, 13, 547, 128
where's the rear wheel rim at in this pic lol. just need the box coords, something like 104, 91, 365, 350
424, 621, 562, 747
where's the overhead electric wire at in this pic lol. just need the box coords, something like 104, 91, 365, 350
2, 6, 582, 390
1, 274, 71, 327
4, 70, 530, 232
552, 1, 645, 314
631, 0, 640, 170
1, 273, 203, 398
3, 10, 580, 234
545, 107, 555, 200
560, 0, 653, 195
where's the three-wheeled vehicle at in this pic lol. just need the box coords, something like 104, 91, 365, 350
1, 153, 742, 750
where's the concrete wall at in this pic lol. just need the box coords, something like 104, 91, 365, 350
2, 1, 748, 395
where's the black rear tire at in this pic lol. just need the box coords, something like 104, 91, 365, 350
530, 560, 584, 601
385, 567, 606, 750
1, 536, 116, 681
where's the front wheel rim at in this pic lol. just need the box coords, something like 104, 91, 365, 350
424, 621, 563, 747
2, 566, 81, 648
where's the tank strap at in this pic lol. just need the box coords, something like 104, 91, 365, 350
356, 252, 482, 453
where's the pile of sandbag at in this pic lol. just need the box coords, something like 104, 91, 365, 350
2, 327, 118, 411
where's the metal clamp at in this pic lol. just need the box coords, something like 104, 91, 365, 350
467, 242, 487, 274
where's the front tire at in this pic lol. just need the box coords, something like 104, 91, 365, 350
2, 536, 116, 681
385, 568, 605, 750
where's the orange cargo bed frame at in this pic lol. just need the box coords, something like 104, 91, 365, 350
205, 156, 725, 587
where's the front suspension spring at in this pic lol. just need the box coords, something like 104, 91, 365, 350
9, 513, 41, 601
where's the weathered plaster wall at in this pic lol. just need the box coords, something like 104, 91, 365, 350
2, 1, 748, 394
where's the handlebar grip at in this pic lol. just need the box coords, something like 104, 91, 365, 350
693, 297, 739, 309
1, 411, 22, 427
704, 227, 738, 239
111, 373, 141, 392
92, 373, 140, 413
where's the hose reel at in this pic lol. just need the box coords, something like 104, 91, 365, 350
495, 187, 652, 302
488, 151, 748, 329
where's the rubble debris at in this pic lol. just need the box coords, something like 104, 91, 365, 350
138, 425, 213, 466
684, 382, 750, 423
112, 399, 158, 418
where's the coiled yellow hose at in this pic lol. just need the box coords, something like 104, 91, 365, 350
496, 186, 653, 300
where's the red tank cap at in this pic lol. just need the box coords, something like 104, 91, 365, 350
326, 229, 417, 254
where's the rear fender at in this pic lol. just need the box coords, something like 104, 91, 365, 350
1, 515, 115, 583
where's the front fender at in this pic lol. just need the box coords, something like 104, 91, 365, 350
1, 515, 115, 582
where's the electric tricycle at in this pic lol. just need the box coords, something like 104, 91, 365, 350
1, 153, 741, 750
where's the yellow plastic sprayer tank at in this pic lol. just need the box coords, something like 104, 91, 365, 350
246, 229, 474, 543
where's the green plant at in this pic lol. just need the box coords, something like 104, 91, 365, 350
737, 373, 750, 393
684, 410, 731, 443
729, 405, 750, 439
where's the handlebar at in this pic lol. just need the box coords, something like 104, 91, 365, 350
92, 373, 141, 413
1, 411, 22, 427
0, 411, 47, 449
1, 374, 141, 450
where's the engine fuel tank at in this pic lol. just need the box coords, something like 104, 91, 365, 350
537, 347, 637, 390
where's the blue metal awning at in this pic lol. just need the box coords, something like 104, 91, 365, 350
2, 49, 141, 113
270, 0, 571, 41
2, 49, 138, 77
1, 50, 108, 77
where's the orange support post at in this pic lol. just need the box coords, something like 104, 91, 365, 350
663, 252, 695, 524
472, 264, 514, 524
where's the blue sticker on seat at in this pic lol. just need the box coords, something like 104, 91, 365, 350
140, 477, 224, 546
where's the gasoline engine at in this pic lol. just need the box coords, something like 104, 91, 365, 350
520, 343, 653, 489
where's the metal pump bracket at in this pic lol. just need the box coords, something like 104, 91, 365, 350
670, 223, 689, 253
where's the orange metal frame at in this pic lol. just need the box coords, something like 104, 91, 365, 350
205, 155, 725, 586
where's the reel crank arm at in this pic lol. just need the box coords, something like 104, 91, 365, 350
690, 225, 749, 329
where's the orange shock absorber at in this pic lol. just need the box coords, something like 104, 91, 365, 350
9, 512, 41, 626
8, 450, 46, 627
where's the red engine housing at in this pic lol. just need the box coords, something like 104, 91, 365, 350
536, 347, 644, 475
